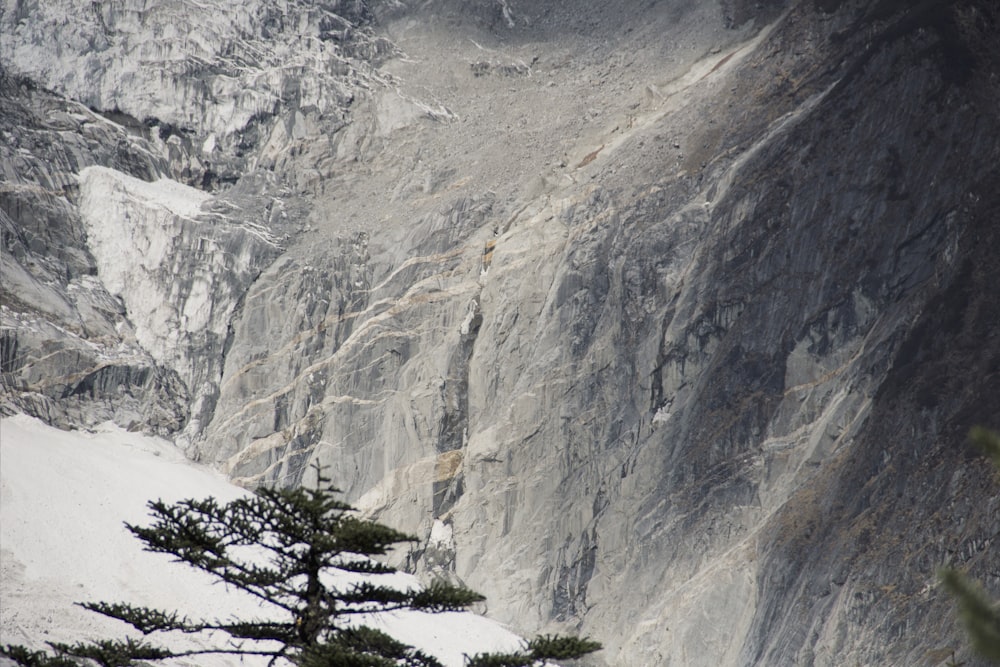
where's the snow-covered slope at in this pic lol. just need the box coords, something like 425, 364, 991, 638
0, 414, 527, 666
4, 1, 1000, 665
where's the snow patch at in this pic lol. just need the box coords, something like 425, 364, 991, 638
460, 299, 479, 336
76, 164, 278, 448
652, 407, 672, 424
81, 165, 210, 220
0, 414, 528, 666
430, 519, 455, 550
0, 414, 258, 665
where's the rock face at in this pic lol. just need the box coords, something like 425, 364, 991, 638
0, 73, 187, 433
3, 1, 1000, 665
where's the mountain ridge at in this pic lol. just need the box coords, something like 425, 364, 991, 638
3, 1, 999, 664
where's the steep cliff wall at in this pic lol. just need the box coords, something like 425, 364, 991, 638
0, 72, 187, 432
2, 1, 998, 665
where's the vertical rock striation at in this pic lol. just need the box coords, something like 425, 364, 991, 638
0, 72, 188, 432
3, 0, 999, 665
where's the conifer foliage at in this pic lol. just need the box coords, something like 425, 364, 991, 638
1, 468, 599, 667
939, 428, 1000, 664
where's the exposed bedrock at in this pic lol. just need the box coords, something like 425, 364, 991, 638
2, 0, 999, 665
0, 72, 188, 432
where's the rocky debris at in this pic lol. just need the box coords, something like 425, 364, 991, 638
3, 1, 1000, 666
1, 0, 390, 190
470, 59, 533, 77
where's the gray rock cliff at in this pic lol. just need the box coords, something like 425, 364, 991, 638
2, 0, 999, 664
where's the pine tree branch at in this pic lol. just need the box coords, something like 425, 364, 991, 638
409, 581, 487, 612
127, 506, 301, 613
17, 471, 601, 667
970, 426, 1000, 470
329, 557, 398, 575
1, 644, 80, 667
48, 637, 173, 667
464, 634, 603, 667
941, 566, 1000, 660
464, 653, 535, 667
140, 646, 284, 660
78, 602, 191, 634
526, 633, 603, 660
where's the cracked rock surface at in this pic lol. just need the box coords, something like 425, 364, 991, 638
3, 0, 1000, 664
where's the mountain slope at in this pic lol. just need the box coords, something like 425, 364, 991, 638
0, 414, 530, 666
2, 1, 999, 665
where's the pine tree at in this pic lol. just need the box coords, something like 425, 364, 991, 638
939, 428, 1000, 664
465, 635, 604, 667
1, 467, 600, 667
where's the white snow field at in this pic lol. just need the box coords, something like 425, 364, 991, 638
0, 414, 527, 666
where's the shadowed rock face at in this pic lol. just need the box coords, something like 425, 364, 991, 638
3, 0, 999, 665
